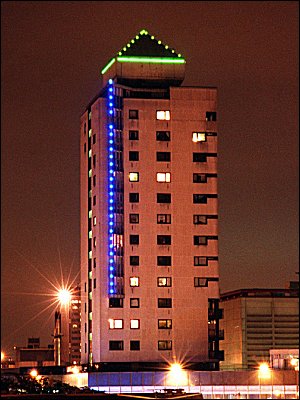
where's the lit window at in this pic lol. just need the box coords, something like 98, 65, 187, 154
156, 110, 170, 120
158, 340, 172, 350
93, 217, 97, 225
129, 172, 139, 182
157, 214, 171, 224
158, 319, 172, 329
108, 319, 123, 329
130, 277, 139, 287
194, 278, 208, 287
194, 256, 208, 266
193, 215, 207, 225
192, 132, 206, 142
88, 210, 92, 219
157, 173, 171, 183
130, 319, 140, 329
130, 298, 140, 308
157, 277, 172, 287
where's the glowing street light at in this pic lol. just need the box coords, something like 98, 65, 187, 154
57, 288, 72, 306
167, 362, 188, 387
29, 369, 38, 379
258, 363, 271, 399
1, 352, 5, 361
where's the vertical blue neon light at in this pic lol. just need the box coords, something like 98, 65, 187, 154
107, 79, 116, 294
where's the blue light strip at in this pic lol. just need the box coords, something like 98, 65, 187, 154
107, 79, 116, 295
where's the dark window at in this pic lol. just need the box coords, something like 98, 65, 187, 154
93, 196, 96, 206
158, 340, 172, 350
157, 152, 171, 162
109, 341, 124, 351
156, 131, 170, 141
206, 111, 217, 121
194, 256, 208, 266
129, 193, 139, 203
109, 298, 123, 308
93, 258, 96, 268
193, 173, 207, 183
130, 341, 140, 351
129, 214, 139, 224
194, 277, 207, 287
93, 175, 96, 187
158, 298, 172, 308
129, 130, 139, 140
193, 153, 207, 162
93, 278, 96, 289
157, 256, 172, 266
157, 193, 171, 203
84, 123, 86, 134
194, 236, 208, 245
157, 214, 171, 224
157, 277, 172, 287
92, 134, 96, 144
130, 298, 140, 308
129, 151, 139, 161
93, 155, 96, 167
193, 215, 207, 224
130, 235, 139, 245
84, 143, 86, 153
129, 110, 139, 119
193, 194, 208, 204
157, 235, 171, 245
130, 256, 139, 266
158, 319, 172, 329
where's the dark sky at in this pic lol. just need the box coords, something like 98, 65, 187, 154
1, 1, 298, 355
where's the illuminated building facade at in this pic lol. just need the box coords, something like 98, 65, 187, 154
220, 287, 299, 370
80, 30, 223, 370
69, 285, 81, 364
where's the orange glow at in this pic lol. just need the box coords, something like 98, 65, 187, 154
258, 363, 271, 379
30, 369, 38, 378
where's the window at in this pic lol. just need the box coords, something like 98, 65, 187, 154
129, 214, 139, 224
156, 110, 170, 120
130, 319, 140, 329
194, 236, 208, 245
93, 175, 96, 187
93, 154, 96, 167
130, 277, 139, 287
129, 151, 139, 161
157, 235, 171, 245
193, 153, 207, 162
130, 256, 139, 266
84, 143, 86, 153
129, 172, 139, 182
93, 258, 96, 268
193, 173, 207, 183
206, 111, 217, 121
130, 340, 140, 351
129, 193, 139, 203
158, 340, 172, 350
194, 278, 208, 287
192, 132, 206, 142
130, 235, 139, 245
109, 341, 124, 351
109, 298, 123, 308
193, 215, 207, 224
129, 109, 139, 119
109, 319, 123, 329
157, 152, 171, 161
158, 319, 172, 329
93, 195, 96, 206
157, 277, 172, 287
92, 134, 96, 144
157, 193, 171, 203
157, 173, 171, 183
93, 217, 97, 225
157, 256, 171, 266
129, 130, 139, 140
158, 298, 172, 308
157, 214, 171, 224
130, 298, 140, 308
194, 256, 208, 266
193, 194, 207, 204
156, 131, 170, 141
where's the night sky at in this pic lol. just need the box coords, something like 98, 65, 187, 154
1, 1, 298, 355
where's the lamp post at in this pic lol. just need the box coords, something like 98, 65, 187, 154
258, 363, 271, 399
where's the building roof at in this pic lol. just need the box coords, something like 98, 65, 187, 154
101, 29, 185, 75
220, 287, 299, 301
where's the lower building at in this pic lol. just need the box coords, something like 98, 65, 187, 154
14, 338, 54, 368
219, 287, 299, 370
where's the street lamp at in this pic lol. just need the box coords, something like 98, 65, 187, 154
258, 363, 271, 399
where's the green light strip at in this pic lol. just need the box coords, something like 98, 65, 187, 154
116, 56, 185, 64
101, 58, 116, 75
